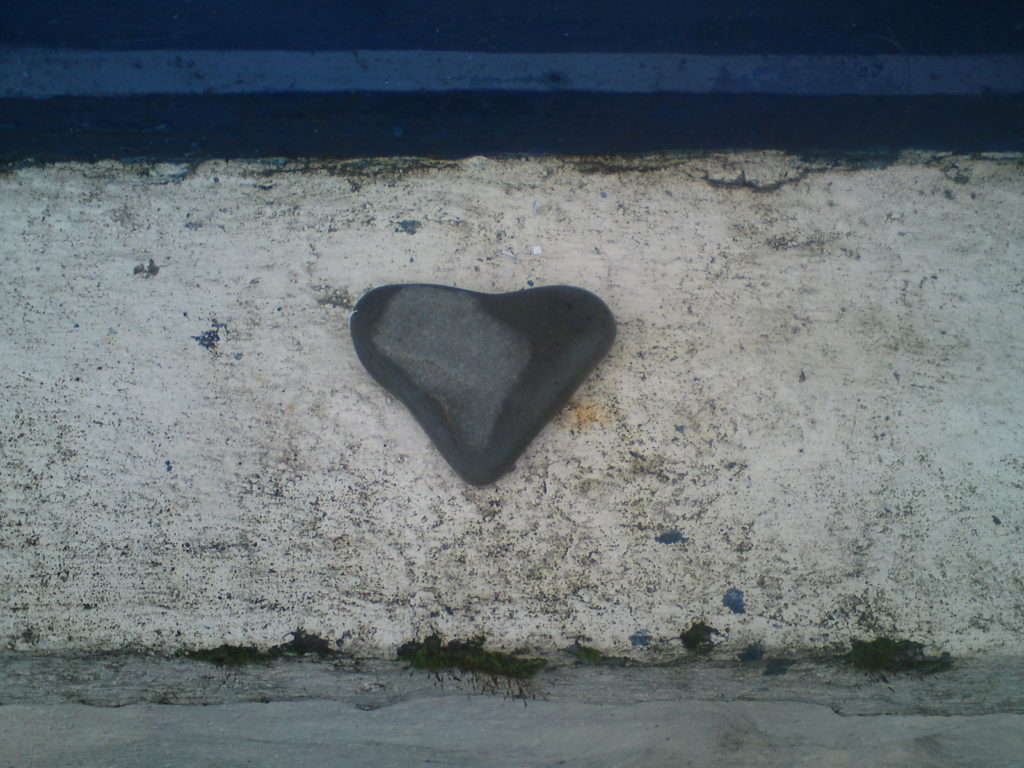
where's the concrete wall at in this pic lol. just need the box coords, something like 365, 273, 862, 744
1, 152, 1022, 661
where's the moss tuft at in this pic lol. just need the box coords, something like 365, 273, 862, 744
565, 643, 628, 666
843, 638, 953, 674
182, 629, 334, 667
573, 645, 609, 665
397, 635, 545, 679
680, 621, 718, 654
182, 644, 279, 667
279, 629, 332, 657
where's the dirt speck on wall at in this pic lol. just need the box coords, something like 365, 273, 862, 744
0, 152, 1021, 659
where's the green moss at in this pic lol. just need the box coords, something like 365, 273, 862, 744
565, 643, 628, 666
573, 645, 609, 665
278, 629, 332, 657
680, 621, 718, 654
182, 645, 279, 667
182, 629, 334, 667
397, 635, 545, 679
843, 638, 953, 674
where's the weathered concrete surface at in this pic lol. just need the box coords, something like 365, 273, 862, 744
3, 652, 1023, 716
4, 695, 1024, 768
1, 152, 1022, 662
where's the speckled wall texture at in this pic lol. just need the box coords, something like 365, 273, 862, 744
1, 152, 1021, 659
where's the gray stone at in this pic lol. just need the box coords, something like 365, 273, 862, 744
350, 284, 615, 484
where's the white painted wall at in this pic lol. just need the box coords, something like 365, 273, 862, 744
1, 153, 1021, 659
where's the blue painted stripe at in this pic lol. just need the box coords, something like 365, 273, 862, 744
5, 2, 1023, 56
4, 93, 1022, 159
4, 49, 1023, 98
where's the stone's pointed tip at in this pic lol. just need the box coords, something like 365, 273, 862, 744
351, 283, 615, 485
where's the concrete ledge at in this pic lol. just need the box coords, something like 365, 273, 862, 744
3, 684, 1024, 768
1, 152, 1022, 665
2, 652, 1023, 715
5, 649, 1023, 766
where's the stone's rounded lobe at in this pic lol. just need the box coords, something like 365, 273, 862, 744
371, 288, 530, 451
350, 284, 616, 485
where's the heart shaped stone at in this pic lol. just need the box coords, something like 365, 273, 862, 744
350, 284, 615, 485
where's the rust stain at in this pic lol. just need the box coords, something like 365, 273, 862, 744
560, 398, 610, 430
